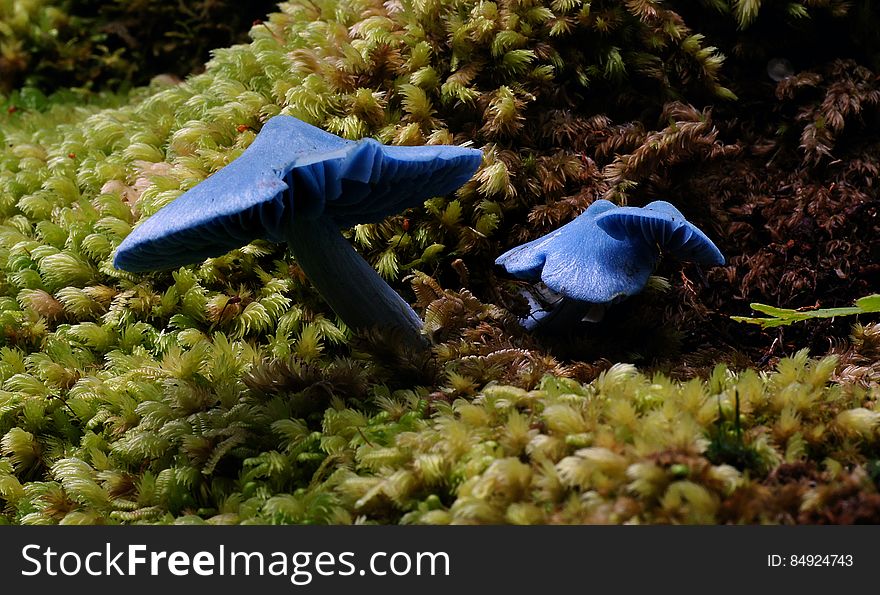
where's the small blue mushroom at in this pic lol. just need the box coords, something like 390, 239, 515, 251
114, 115, 482, 347
495, 199, 724, 332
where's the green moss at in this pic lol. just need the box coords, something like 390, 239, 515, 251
0, 0, 278, 94
0, 0, 878, 525
2, 348, 879, 524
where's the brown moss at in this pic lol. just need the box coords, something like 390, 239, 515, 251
596, 59, 880, 371
797, 468, 880, 524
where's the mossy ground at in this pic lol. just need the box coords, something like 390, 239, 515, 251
0, 0, 279, 93
0, 0, 878, 524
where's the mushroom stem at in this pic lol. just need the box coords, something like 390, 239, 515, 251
286, 215, 427, 349
519, 287, 607, 333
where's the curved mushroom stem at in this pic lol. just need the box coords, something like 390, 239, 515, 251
519, 287, 607, 333
286, 215, 428, 350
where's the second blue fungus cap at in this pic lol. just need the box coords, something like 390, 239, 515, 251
496, 199, 726, 311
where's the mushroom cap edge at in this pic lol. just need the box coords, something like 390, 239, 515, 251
594, 200, 725, 266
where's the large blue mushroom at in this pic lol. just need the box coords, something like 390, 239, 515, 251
495, 199, 724, 331
114, 115, 482, 347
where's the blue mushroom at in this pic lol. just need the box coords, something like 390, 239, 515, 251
114, 115, 482, 347
495, 199, 724, 332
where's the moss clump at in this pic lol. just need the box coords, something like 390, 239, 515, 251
2, 344, 880, 524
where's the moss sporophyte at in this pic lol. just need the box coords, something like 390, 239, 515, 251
113, 115, 482, 349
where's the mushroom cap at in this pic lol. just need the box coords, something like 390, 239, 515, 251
495, 199, 660, 304
114, 115, 482, 272
594, 200, 725, 266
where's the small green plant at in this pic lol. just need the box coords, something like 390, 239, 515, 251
705, 390, 762, 472
732, 295, 880, 329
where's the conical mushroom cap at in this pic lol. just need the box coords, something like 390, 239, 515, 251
114, 116, 482, 272
495, 200, 659, 304
594, 200, 725, 265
